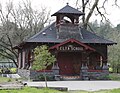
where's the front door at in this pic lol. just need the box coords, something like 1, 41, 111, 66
58, 52, 74, 75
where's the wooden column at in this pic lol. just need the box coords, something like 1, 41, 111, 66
82, 52, 88, 66
25, 49, 29, 69
18, 52, 22, 69
22, 50, 26, 69
102, 55, 107, 66
100, 56, 103, 67
29, 49, 34, 69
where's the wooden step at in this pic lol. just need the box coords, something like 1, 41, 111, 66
61, 76, 81, 80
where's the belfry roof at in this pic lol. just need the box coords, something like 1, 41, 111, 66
52, 4, 84, 16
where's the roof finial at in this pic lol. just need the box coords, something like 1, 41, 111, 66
66, 3, 69, 5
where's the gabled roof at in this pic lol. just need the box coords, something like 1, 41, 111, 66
26, 22, 116, 45
26, 22, 63, 43
80, 28, 116, 44
49, 38, 95, 51
52, 4, 84, 16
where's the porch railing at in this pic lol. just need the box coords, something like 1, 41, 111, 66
81, 64, 109, 80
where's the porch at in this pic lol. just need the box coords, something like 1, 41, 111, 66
51, 64, 109, 80
17, 38, 109, 80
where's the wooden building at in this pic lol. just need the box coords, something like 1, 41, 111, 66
15, 4, 116, 80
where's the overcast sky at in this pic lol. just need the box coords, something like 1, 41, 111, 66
1, 0, 120, 27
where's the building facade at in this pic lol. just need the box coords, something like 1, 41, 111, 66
15, 4, 116, 80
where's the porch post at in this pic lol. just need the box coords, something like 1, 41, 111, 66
18, 52, 22, 69
52, 63, 60, 75
80, 63, 89, 80
80, 51, 89, 80
102, 63, 109, 74
25, 49, 28, 69
22, 50, 26, 69
29, 49, 34, 69
100, 56, 103, 67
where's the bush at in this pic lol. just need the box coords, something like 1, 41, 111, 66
7, 78, 12, 82
0, 68, 11, 74
10, 68, 17, 74
109, 67, 113, 73
36, 75, 54, 81
109, 73, 120, 80
100, 75, 110, 80
0, 69, 2, 73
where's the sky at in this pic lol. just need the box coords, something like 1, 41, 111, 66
1, 0, 120, 27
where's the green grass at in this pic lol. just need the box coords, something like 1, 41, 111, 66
109, 73, 120, 80
0, 87, 63, 93
93, 88, 120, 93
0, 73, 120, 93
0, 76, 15, 83
68, 90, 88, 93
0, 87, 120, 93
69, 89, 120, 93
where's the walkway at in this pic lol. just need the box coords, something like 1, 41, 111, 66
24, 81, 120, 91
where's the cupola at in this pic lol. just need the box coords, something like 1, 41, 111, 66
52, 3, 84, 40
52, 3, 84, 25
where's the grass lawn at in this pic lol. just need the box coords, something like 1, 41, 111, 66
69, 89, 120, 93
0, 76, 15, 83
0, 87, 63, 93
0, 74, 120, 93
109, 73, 120, 80
0, 87, 120, 93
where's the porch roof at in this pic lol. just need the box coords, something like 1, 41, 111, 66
49, 38, 96, 51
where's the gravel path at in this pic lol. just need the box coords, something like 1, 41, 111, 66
0, 82, 23, 89
24, 81, 120, 91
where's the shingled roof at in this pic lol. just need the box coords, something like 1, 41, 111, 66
26, 4, 116, 45
26, 22, 116, 45
52, 4, 84, 16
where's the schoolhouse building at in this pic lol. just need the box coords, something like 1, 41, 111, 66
15, 4, 116, 80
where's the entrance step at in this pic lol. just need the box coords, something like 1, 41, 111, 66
61, 76, 81, 80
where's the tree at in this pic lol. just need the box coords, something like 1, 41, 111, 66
108, 28, 120, 73
115, 24, 120, 32
32, 45, 56, 87
0, 0, 50, 67
89, 21, 113, 38
88, 20, 120, 73
75, 0, 120, 73
76, 0, 119, 29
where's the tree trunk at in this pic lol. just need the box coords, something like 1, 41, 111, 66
44, 70, 48, 87
82, 0, 85, 24
116, 65, 119, 73
84, 0, 99, 29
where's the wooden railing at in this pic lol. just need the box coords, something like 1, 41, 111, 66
88, 69, 103, 72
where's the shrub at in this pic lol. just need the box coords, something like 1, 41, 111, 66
100, 75, 110, 80
10, 68, 17, 74
109, 67, 113, 73
7, 78, 12, 82
37, 75, 54, 81
109, 73, 120, 80
0, 69, 2, 73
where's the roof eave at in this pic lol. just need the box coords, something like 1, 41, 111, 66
51, 12, 85, 16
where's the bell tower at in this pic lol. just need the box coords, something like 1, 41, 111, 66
52, 3, 84, 40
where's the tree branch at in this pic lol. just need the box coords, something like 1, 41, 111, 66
114, 0, 120, 8
0, 43, 18, 58
0, 51, 18, 67
84, 0, 99, 29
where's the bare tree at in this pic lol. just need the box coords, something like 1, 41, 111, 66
0, 0, 50, 67
76, 0, 119, 29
